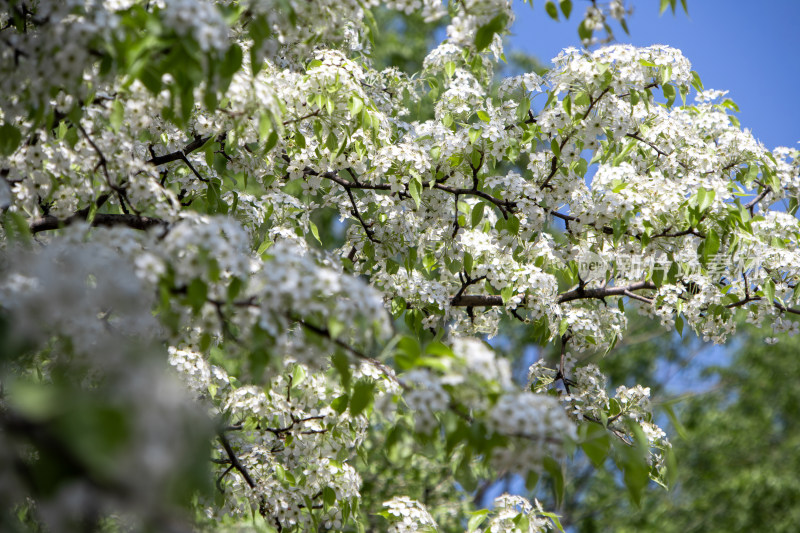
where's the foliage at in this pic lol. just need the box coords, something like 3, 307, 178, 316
562, 324, 800, 533
1, 0, 798, 531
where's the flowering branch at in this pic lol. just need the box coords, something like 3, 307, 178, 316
30, 212, 166, 233
449, 280, 657, 307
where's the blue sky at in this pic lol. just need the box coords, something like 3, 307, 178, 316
507, 0, 800, 151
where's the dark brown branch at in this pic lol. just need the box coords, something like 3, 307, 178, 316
147, 135, 211, 166
449, 281, 657, 307
30, 212, 166, 234
450, 294, 504, 307
177, 152, 209, 182
451, 192, 461, 237
433, 182, 515, 218
345, 186, 381, 243
290, 315, 404, 388
282, 109, 321, 126
745, 186, 771, 215
217, 431, 257, 489
558, 280, 657, 304
451, 272, 487, 304
616, 82, 659, 98
625, 131, 689, 170
623, 289, 654, 305
76, 123, 111, 184
265, 415, 325, 437
650, 226, 706, 239
556, 334, 573, 395
582, 86, 611, 120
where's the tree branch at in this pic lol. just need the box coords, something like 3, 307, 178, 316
147, 135, 212, 166
449, 281, 657, 307
30, 212, 165, 234
216, 431, 257, 489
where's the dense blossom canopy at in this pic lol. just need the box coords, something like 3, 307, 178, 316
1, 0, 799, 531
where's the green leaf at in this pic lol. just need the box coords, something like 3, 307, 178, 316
545, 1, 559, 20
0, 123, 22, 156
562, 94, 572, 116
386, 259, 400, 276
538, 511, 565, 532
425, 341, 454, 358
349, 380, 375, 416
291, 364, 307, 388
331, 394, 349, 413
109, 100, 124, 132
764, 278, 776, 305
693, 188, 715, 212
206, 180, 223, 214
55, 120, 68, 140
703, 228, 720, 260
501, 286, 514, 304
258, 112, 272, 141
722, 98, 739, 112
550, 138, 561, 158
621, 442, 650, 507
659, 0, 670, 15
455, 453, 478, 491
471, 202, 485, 228
578, 20, 593, 43
474, 14, 508, 52
274, 464, 286, 482
662, 402, 688, 440
543, 456, 565, 507
679, 83, 689, 105
227, 277, 244, 302
516, 97, 531, 121
506, 215, 520, 235
559, 317, 569, 336
464, 252, 473, 275
422, 251, 437, 273
221, 44, 243, 82
691, 70, 704, 92
476, 110, 491, 122
322, 486, 336, 510
327, 317, 345, 339
467, 510, 490, 532
187, 278, 207, 313
349, 96, 364, 115
660, 64, 673, 85
308, 220, 322, 244
326, 132, 338, 152
409, 178, 422, 209
294, 131, 306, 149
662, 83, 676, 107
263, 130, 278, 153
651, 264, 665, 287
675, 314, 684, 336
581, 423, 611, 467
471, 149, 482, 170
559, 0, 573, 18
331, 352, 352, 389
574, 157, 588, 177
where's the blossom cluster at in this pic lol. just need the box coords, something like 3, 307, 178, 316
2, 0, 799, 530
528, 360, 671, 469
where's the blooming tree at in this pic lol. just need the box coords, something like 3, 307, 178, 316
1, 0, 799, 531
